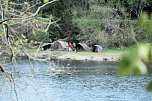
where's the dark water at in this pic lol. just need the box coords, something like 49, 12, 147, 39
0, 60, 152, 101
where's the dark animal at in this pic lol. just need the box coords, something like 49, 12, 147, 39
42, 43, 52, 50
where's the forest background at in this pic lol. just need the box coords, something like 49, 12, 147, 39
1, 0, 152, 49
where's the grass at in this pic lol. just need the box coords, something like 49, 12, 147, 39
22, 45, 136, 59
67, 47, 135, 57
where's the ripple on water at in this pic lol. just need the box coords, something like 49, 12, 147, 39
0, 60, 152, 101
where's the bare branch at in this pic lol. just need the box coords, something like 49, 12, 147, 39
45, 18, 60, 32
24, 3, 39, 13
0, 64, 14, 82
32, 0, 58, 17
0, 19, 9, 24
0, 0, 58, 25
9, 2, 24, 6
0, 64, 5, 72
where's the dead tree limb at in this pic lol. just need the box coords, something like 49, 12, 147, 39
0, 64, 5, 72
0, 19, 9, 24
32, 0, 58, 17
45, 18, 60, 32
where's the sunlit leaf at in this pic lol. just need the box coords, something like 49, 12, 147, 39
136, 12, 148, 26
24, 2, 28, 5
148, 47, 152, 62
137, 44, 151, 62
15, 40, 20, 45
118, 49, 148, 76
43, 0, 49, 3
131, 60, 147, 75
118, 53, 135, 76
21, 34, 26, 39
146, 81, 152, 91
146, 18, 152, 34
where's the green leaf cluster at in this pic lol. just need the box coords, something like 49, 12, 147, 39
118, 44, 152, 91
43, 0, 49, 3
136, 13, 152, 34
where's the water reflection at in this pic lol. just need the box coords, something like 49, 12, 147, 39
0, 60, 152, 101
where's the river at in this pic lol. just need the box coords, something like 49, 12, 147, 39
0, 59, 152, 101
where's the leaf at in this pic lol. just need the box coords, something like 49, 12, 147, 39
136, 12, 148, 26
24, 2, 28, 5
131, 60, 147, 75
118, 52, 148, 76
148, 47, 152, 62
146, 81, 152, 91
43, 0, 49, 3
137, 44, 151, 62
21, 34, 26, 39
117, 53, 135, 76
15, 40, 20, 46
146, 18, 152, 34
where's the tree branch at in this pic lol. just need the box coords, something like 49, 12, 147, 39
0, 63, 14, 82
0, 0, 58, 24
45, 18, 60, 32
32, 0, 58, 17
0, 64, 5, 72
24, 2, 39, 13
0, 19, 9, 24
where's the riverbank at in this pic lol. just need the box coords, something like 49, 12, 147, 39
57, 53, 120, 61
0, 47, 132, 62
20, 48, 130, 61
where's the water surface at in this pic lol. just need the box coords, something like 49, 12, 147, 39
0, 60, 152, 101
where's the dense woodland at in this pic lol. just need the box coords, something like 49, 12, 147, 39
1, 0, 152, 48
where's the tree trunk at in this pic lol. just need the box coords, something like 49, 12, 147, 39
0, 0, 2, 19
0, 0, 9, 44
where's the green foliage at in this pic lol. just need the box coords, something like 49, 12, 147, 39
118, 44, 152, 91
42, 0, 79, 41
73, 18, 101, 29
72, 1, 136, 47
135, 13, 152, 42
107, 0, 152, 18
118, 12, 152, 91
43, 0, 49, 3
118, 53, 147, 76
28, 29, 50, 43
136, 44, 152, 62
146, 81, 152, 91
118, 44, 152, 76
136, 13, 148, 26
118, 45, 149, 76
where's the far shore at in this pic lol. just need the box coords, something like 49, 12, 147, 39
0, 48, 130, 62
17, 50, 125, 62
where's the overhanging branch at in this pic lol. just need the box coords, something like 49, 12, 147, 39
0, 64, 5, 72
32, 0, 58, 17
45, 18, 60, 32
0, 0, 58, 24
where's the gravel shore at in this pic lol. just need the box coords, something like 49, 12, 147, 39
0, 50, 121, 62
58, 54, 121, 61
21, 50, 121, 62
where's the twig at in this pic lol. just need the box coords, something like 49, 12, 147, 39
12, 78, 18, 101
31, 0, 58, 17
45, 18, 60, 32
0, 0, 58, 24
24, 3, 38, 13
0, 64, 14, 82
0, 19, 9, 24
0, 64, 5, 72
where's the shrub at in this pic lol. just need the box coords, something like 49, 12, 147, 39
28, 29, 50, 43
